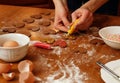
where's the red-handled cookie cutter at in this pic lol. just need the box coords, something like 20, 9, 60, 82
29, 41, 53, 50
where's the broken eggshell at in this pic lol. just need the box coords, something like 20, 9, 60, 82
2, 72, 15, 81
19, 72, 35, 83
18, 60, 34, 73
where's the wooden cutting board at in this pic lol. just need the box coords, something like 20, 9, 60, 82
0, 5, 120, 83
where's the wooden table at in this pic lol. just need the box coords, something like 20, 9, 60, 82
0, 5, 120, 83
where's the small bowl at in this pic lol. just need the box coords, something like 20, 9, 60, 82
0, 33, 30, 62
99, 26, 120, 49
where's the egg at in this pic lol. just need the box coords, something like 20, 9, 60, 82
2, 72, 15, 81
3, 40, 19, 47
18, 60, 34, 73
19, 72, 35, 83
0, 63, 12, 73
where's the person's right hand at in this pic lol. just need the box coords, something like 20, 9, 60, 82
71, 7, 93, 31
53, 0, 70, 32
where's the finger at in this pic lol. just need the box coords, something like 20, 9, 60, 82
71, 12, 82, 22
73, 13, 92, 31
56, 25, 68, 32
71, 13, 77, 22
54, 16, 61, 27
78, 11, 91, 25
54, 16, 69, 32
83, 13, 93, 23
86, 15, 93, 26
62, 17, 70, 27
78, 15, 93, 31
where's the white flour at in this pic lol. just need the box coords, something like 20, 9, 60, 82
88, 35, 102, 41
35, 61, 88, 83
49, 34, 62, 39
79, 43, 96, 56
100, 54, 115, 60
45, 61, 88, 83
52, 47, 62, 56
78, 43, 90, 49
87, 47, 96, 56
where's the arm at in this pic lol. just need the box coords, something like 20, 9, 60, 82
53, 0, 68, 9
81, 0, 108, 13
52, 0, 70, 32
71, 0, 108, 31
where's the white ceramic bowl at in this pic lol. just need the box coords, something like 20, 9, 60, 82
0, 33, 30, 62
99, 26, 120, 49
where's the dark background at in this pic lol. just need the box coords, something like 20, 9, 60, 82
68, 0, 119, 16
0, 0, 119, 16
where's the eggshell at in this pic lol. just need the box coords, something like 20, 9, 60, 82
3, 40, 19, 47
2, 72, 15, 81
18, 60, 34, 73
19, 72, 35, 83
0, 63, 12, 73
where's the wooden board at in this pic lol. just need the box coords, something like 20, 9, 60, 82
0, 5, 120, 83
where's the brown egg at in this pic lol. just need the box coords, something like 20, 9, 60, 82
0, 63, 12, 73
3, 40, 19, 47
2, 72, 15, 81
18, 60, 34, 73
19, 72, 35, 83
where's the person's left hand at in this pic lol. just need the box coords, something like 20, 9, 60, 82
71, 7, 93, 31
54, 3, 70, 32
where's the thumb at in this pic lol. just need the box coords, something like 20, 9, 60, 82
72, 15, 77, 22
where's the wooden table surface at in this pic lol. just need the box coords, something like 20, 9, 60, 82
0, 5, 120, 83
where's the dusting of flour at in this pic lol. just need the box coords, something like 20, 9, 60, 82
78, 43, 90, 49
87, 47, 96, 56
45, 61, 88, 83
35, 61, 88, 83
52, 47, 62, 56
79, 43, 96, 56
88, 35, 102, 41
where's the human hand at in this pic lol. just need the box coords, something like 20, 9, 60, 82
71, 7, 93, 31
53, 1, 70, 32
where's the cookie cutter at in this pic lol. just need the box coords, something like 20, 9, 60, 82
29, 41, 54, 50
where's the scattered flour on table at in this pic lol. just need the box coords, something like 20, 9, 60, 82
45, 61, 88, 83
36, 61, 88, 83
100, 54, 115, 60
49, 34, 62, 39
88, 35, 102, 41
79, 44, 96, 56
51, 47, 62, 56
87, 47, 96, 56
78, 43, 90, 49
